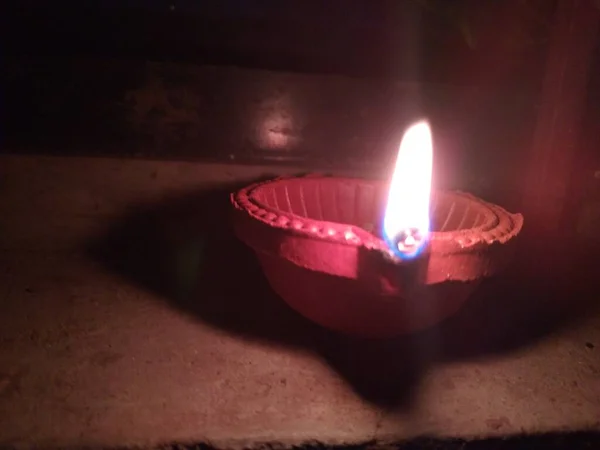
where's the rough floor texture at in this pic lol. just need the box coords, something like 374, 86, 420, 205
0, 155, 599, 449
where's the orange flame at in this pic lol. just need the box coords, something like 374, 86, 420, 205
382, 120, 433, 258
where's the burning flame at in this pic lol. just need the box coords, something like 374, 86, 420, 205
382, 120, 433, 259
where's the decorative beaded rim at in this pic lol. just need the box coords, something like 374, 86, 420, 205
231, 175, 523, 254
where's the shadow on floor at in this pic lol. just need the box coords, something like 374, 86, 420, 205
86, 181, 599, 410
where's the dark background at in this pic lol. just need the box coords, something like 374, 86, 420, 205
3, 0, 554, 80
2, 0, 599, 227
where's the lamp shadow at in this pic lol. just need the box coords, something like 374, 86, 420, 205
86, 182, 599, 410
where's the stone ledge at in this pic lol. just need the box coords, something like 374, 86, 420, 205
0, 155, 598, 448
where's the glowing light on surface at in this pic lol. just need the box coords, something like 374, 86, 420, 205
255, 92, 300, 151
382, 120, 433, 259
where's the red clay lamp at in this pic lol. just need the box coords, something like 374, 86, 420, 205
231, 121, 524, 338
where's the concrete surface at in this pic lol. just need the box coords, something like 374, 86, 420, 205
0, 154, 599, 449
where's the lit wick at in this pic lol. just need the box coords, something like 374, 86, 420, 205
393, 227, 425, 254
382, 120, 433, 261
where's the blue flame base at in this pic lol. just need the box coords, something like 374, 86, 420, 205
382, 227, 430, 262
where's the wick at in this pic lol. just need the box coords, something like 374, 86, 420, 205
403, 234, 416, 248
395, 227, 423, 253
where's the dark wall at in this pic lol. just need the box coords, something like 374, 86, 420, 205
5, 0, 550, 81
3, 0, 563, 209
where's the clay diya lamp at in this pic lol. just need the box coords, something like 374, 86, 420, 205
231, 122, 524, 338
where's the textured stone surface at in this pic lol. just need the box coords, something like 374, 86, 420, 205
0, 155, 599, 449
